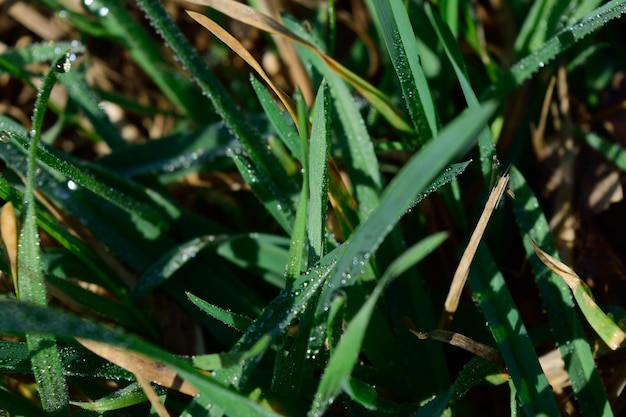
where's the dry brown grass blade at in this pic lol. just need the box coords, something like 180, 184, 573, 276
186, 10, 298, 124
184, 0, 412, 133
0, 202, 18, 282
77, 338, 198, 398
439, 173, 510, 329
410, 328, 502, 364
255, 0, 314, 105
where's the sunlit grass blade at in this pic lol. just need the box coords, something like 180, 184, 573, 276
309, 232, 448, 416
367, 1, 438, 144
532, 241, 626, 350
136, 0, 299, 233
187, 10, 297, 123
0, 301, 282, 417
319, 101, 497, 305
509, 166, 613, 416
307, 82, 330, 264
469, 246, 561, 416
18, 53, 70, 416
70, 383, 158, 412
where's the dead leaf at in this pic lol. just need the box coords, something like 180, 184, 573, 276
77, 338, 198, 397
410, 328, 502, 364
439, 173, 510, 328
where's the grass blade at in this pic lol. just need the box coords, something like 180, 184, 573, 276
510, 166, 613, 416
307, 82, 330, 264
469, 246, 561, 416
187, 292, 253, 332
532, 241, 626, 351
0, 301, 282, 417
309, 232, 448, 416
18, 53, 70, 416
367, 1, 438, 143
320, 101, 497, 305
285, 18, 383, 219
487, 0, 626, 99
425, 4, 497, 186
136, 0, 299, 233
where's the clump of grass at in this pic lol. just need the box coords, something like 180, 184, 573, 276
0, 0, 626, 416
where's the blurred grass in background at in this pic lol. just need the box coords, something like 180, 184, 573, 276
0, 0, 626, 415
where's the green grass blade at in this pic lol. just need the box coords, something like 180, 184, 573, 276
426, 4, 497, 187
3, 131, 166, 226
307, 82, 330, 264
509, 166, 613, 416
285, 18, 383, 219
135, 0, 299, 232
367, 1, 438, 143
18, 53, 69, 417
70, 383, 155, 412
469, 245, 561, 416
320, 101, 497, 305
0, 302, 282, 417
309, 232, 448, 416
583, 130, 626, 171
251, 76, 302, 162
187, 292, 253, 332
487, 0, 626, 99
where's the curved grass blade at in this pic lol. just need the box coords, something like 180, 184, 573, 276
18, 53, 70, 416
0, 40, 85, 68
185, 0, 413, 134
367, 1, 438, 144
0, 301, 282, 417
187, 10, 297, 123
319, 101, 497, 307
70, 383, 158, 412
532, 241, 626, 351
309, 232, 448, 417
469, 245, 561, 416
510, 166, 613, 416
135, 0, 299, 233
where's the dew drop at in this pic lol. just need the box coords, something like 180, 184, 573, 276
67, 180, 78, 190
98, 6, 109, 17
